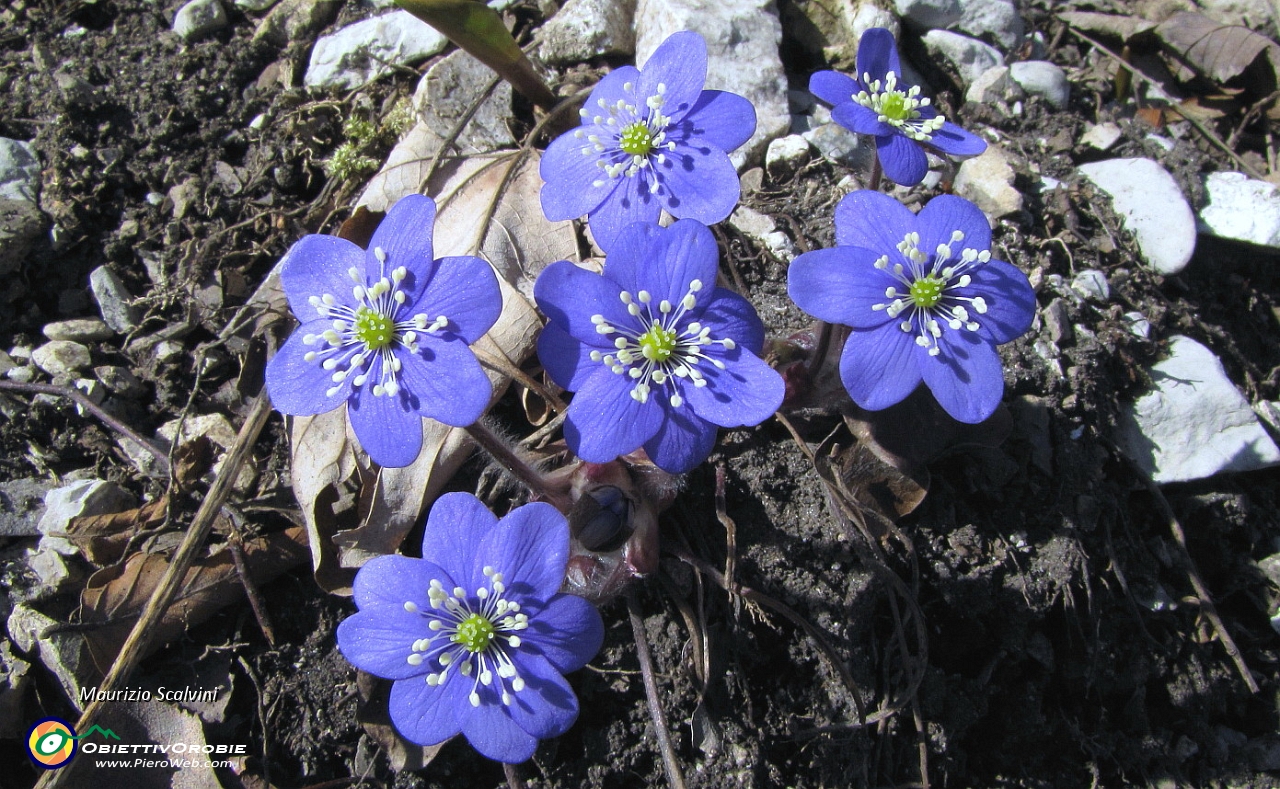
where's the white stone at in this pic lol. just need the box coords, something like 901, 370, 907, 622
89, 266, 139, 333
8, 604, 95, 707
0, 137, 44, 277
956, 0, 1024, 50
1009, 61, 1070, 110
1081, 122, 1122, 151
42, 318, 112, 343
954, 145, 1022, 220
1198, 171, 1280, 248
1116, 336, 1280, 484
412, 50, 515, 155
1077, 158, 1196, 275
235, 0, 276, 11
539, 0, 636, 64
729, 205, 797, 262
803, 122, 873, 170
30, 340, 91, 378
893, 0, 961, 29
158, 413, 258, 492
1071, 269, 1110, 302
0, 478, 51, 538
849, 3, 900, 45
0, 138, 40, 203
22, 545, 81, 601
0, 640, 31, 739
966, 65, 1023, 105
635, 0, 789, 168
921, 29, 1004, 87
38, 479, 136, 556
173, 0, 228, 41
1197, 0, 1273, 28
305, 11, 449, 91
765, 134, 811, 182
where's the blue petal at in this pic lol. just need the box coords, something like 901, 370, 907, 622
397, 334, 492, 427
876, 133, 928, 186
856, 28, 901, 83
919, 330, 1004, 424
695, 288, 766, 354
643, 406, 718, 474
683, 347, 783, 428
348, 378, 424, 467
458, 688, 539, 763
834, 190, 916, 252
916, 194, 992, 257
638, 31, 707, 120
368, 194, 438, 285
536, 323, 599, 391
587, 171, 662, 252
540, 126, 619, 222
564, 367, 664, 462
594, 221, 665, 298
265, 318, 353, 415
353, 554, 456, 610
832, 102, 892, 136
279, 235, 366, 321
420, 491, 499, 573
586, 65, 643, 110
809, 70, 859, 107
927, 121, 987, 157
655, 144, 740, 225
838, 321, 923, 411
520, 593, 605, 673
675, 90, 755, 154
787, 247, 899, 329
478, 502, 570, 601
336, 608, 434, 680
965, 258, 1036, 345
504, 652, 580, 740
535, 259, 635, 345
409, 255, 501, 345
388, 671, 466, 746
606, 219, 719, 310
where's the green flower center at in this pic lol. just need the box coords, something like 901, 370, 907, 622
452, 613, 495, 653
909, 276, 946, 308
639, 325, 678, 362
353, 306, 394, 350
619, 122, 655, 156
879, 92, 910, 122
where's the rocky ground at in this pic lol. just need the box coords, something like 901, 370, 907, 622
4, 0, 1280, 787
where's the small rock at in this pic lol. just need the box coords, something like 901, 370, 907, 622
413, 50, 515, 154
1198, 171, 1280, 248
921, 29, 1004, 87
956, 0, 1024, 50
42, 318, 112, 343
0, 137, 41, 203
253, 0, 341, 46
966, 65, 1023, 105
1042, 298, 1072, 344
765, 135, 811, 182
0, 137, 45, 276
803, 122, 873, 169
173, 0, 229, 42
729, 205, 798, 262
0, 640, 32, 739
953, 145, 1022, 220
1124, 311, 1151, 339
539, 0, 636, 63
31, 340, 91, 378
893, 0, 962, 29
1071, 269, 1110, 302
1197, 0, 1273, 28
1115, 335, 1280, 484
94, 365, 147, 398
234, 0, 276, 10
1009, 61, 1069, 110
54, 71, 96, 107
38, 479, 136, 556
155, 340, 185, 362
22, 545, 82, 601
5, 366, 34, 383
168, 178, 200, 220
305, 10, 449, 91
0, 477, 53, 538
1081, 122, 1122, 151
157, 413, 258, 492
1077, 158, 1196, 275
8, 604, 96, 707
89, 266, 140, 333
1258, 552, 1280, 588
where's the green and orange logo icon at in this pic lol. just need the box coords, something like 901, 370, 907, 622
26, 718, 77, 769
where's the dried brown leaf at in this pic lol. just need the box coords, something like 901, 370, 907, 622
65, 498, 167, 566
1059, 11, 1157, 44
1155, 11, 1280, 85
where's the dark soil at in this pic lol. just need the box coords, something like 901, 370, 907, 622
5, 0, 1280, 788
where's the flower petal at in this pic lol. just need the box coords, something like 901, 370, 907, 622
353, 554, 455, 611
838, 321, 923, 411
809, 69, 859, 107
919, 330, 1004, 423
643, 406, 718, 474
655, 144, 740, 225
478, 501, 570, 600
594, 221, 665, 297
368, 194, 438, 282
787, 247, 900, 329
540, 127, 620, 222
834, 189, 916, 252
683, 347, 784, 428
638, 31, 707, 120
520, 593, 605, 673
856, 28, 901, 83
348, 379, 424, 467
564, 368, 664, 462
696, 288, 766, 353
535, 260, 633, 345
409, 255, 501, 344
537, 323, 599, 391
965, 258, 1036, 345
420, 491, 499, 572
916, 194, 992, 256
504, 652, 580, 740
336, 608, 434, 680
587, 65, 643, 111
458, 689, 539, 763
586, 174, 662, 253
676, 89, 755, 153
927, 121, 987, 157
388, 671, 466, 747
279, 235, 366, 321
832, 102, 892, 136
265, 318, 353, 415
876, 132, 928, 186
397, 334, 492, 427
607, 218, 719, 309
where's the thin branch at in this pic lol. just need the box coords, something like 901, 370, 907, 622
473, 345, 567, 414
465, 420, 570, 511
626, 589, 688, 789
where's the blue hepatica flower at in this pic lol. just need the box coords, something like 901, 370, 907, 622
265, 194, 501, 468
788, 191, 1035, 423
535, 219, 784, 474
540, 30, 756, 252
336, 492, 604, 764
810, 28, 986, 186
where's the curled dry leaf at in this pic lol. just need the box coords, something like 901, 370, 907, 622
79, 526, 308, 672
1155, 11, 1280, 86
1057, 11, 1157, 44
812, 424, 930, 536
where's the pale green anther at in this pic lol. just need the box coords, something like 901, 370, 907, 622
909, 276, 945, 309
880, 92, 910, 122
619, 122, 655, 156
453, 613, 496, 653
639, 325, 678, 362
353, 306, 394, 350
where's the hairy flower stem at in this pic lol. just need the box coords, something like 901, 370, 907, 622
465, 420, 570, 512
626, 589, 688, 789
869, 153, 883, 192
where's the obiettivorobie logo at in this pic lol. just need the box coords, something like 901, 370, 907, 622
25, 719, 120, 769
